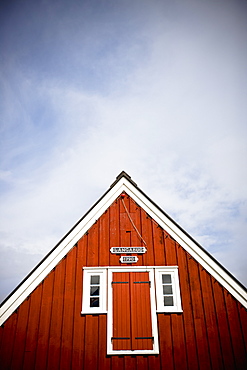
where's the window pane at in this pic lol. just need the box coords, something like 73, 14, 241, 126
162, 274, 171, 284
163, 285, 173, 294
90, 286, 100, 296
164, 296, 174, 306
90, 297, 100, 307
91, 275, 100, 284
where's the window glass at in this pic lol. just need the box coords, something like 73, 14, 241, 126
162, 274, 173, 306
91, 275, 100, 284
90, 297, 100, 307
162, 274, 171, 284
90, 275, 100, 307
90, 286, 100, 295
164, 296, 174, 306
163, 285, 172, 294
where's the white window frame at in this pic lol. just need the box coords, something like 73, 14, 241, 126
155, 267, 183, 313
81, 268, 107, 314
107, 267, 159, 355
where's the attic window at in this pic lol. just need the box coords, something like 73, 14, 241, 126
155, 267, 182, 312
81, 269, 107, 314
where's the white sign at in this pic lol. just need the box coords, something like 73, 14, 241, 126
120, 256, 139, 263
110, 247, 147, 254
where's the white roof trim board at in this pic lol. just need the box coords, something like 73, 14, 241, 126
1, 172, 246, 325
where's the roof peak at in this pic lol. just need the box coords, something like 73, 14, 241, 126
110, 171, 137, 188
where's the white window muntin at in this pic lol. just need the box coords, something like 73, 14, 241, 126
81, 268, 107, 314
155, 267, 182, 312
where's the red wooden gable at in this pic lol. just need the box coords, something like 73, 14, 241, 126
0, 172, 246, 369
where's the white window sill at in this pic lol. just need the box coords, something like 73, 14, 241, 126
81, 310, 107, 315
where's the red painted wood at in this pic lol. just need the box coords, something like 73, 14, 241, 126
129, 198, 140, 243
72, 239, 87, 370
152, 222, 165, 266
165, 235, 177, 265
158, 314, 173, 369
120, 198, 135, 264
148, 354, 161, 370
224, 290, 247, 369
23, 284, 43, 369
0, 327, 3, 353
199, 268, 224, 369
187, 256, 211, 370
120, 212, 131, 248
136, 355, 148, 370
130, 272, 153, 350
112, 272, 131, 350
212, 281, 236, 369
112, 272, 153, 351
141, 209, 155, 266
176, 246, 199, 369
46, 259, 66, 370
98, 314, 111, 370
84, 315, 99, 369
171, 313, 187, 369
124, 355, 137, 370
130, 200, 144, 266
99, 209, 110, 266
0, 312, 18, 369
60, 247, 77, 370
111, 355, 124, 370
238, 303, 247, 352
87, 220, 99, 266
35, 269, 55, 370
10, 298, 30, 370
109, 199, 121, 266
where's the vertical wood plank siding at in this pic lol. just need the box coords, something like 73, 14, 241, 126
0, 195, 246, 369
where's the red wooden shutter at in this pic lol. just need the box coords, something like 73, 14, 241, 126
112, 272, 131, 350
112, 272, 153, 351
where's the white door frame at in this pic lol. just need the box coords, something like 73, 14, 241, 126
107, 267, 159, 355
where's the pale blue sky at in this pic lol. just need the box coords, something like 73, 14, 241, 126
0, 0, 247, 301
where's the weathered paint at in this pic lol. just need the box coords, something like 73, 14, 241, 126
0, 194, 246, 369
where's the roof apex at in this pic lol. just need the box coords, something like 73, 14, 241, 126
110, 171, 137, 188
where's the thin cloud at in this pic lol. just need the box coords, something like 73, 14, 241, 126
0, 0, 247, 301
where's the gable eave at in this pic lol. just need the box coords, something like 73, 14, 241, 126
1, 172, 246, 325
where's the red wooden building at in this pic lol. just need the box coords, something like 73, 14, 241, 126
0, 171, 246, 369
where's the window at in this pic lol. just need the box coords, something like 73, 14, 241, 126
155, 267, 182, 312
81, 268, 107, 314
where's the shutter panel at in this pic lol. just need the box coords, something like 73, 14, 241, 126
131, 272, 153, 350
112, 272, 131, 350
112, 272, 153, 351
